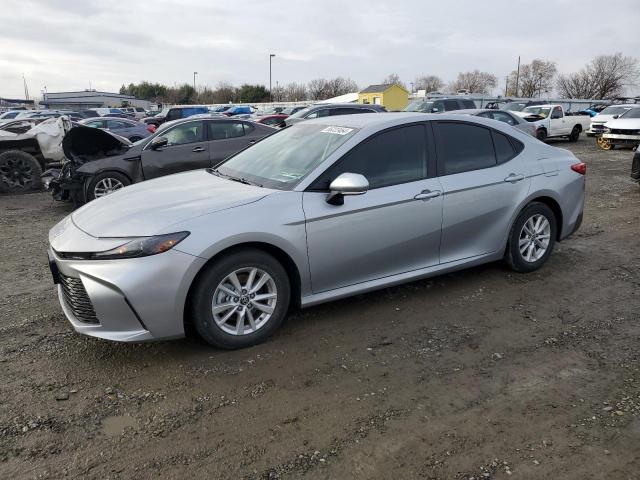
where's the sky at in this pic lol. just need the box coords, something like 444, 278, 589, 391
1, 0, 639, 99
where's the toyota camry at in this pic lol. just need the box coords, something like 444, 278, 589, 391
48, 113, 586, 349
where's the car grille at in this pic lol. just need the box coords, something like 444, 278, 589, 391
609, 129, 640, 135
591, 124, 606, 131
59, 273, 98, 324
632, 155, 640, 181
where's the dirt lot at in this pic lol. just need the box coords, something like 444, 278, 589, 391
1, 137, 639, 479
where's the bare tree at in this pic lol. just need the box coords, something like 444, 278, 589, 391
507, 59, 557, 97
556, 53, 639, 99
307, 78, 330, 100
271, 84, 286, 102
212, 81, 235, 104
449, 70, 497, 94
382, 73, 406, 89
325, 77, 359, 97
283, 82, 308, 101
414, 75, 444, 93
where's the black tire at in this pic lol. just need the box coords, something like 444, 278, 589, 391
190, 248, 291, 349
569, 126, 580, 142
85, 171, 131, 202
505, 202, 557, 273
128, 136, 143, 142
0, 150, 43, 194
536, 129, 547, 142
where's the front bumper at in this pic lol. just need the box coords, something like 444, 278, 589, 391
49, 246, 206, 342
602, 133, 640, 146
587, 124, 607, 136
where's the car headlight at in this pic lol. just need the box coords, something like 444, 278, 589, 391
59, 232, 190, 260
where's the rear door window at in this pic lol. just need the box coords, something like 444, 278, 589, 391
208, 121, 245, 140
435, 122, 497, 175
492, 131, 516, 163
443, 99, 459, 111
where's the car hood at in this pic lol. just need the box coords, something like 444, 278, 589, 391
71, 170, 271, 237
591, 114, 616, 124
63, 125, 133, 163
604, 118, 640, 129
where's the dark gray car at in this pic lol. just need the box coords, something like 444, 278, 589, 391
80, 117, 153, 142
454, 109, 538, 137
284, 103, 386, 126
51, 118, 276, 204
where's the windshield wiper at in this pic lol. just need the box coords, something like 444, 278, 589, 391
207, 168, 262, 187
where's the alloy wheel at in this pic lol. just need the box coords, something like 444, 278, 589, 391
211, 267, 277, 336
93, 177, 125, 198
519, 214, 551, 263
0, 157, 33, 189
596, 136, 612, 150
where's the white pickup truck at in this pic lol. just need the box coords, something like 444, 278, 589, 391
513, 104, 589, 142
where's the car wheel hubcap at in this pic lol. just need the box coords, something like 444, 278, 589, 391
211, 267, 277, 336
94, 178, 124, 198
0, 158, 33, 189
519, 214, 551, 263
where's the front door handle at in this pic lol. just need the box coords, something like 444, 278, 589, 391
504, 173, 525, 183
192, 146, 206, 152
414, 190, 441, 200
248, 139, 256, 144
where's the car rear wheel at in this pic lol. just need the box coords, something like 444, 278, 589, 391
190, 249, 291, 349
505, 202, 557, 273
86, 171, 131, 201
0, 150, 43, 194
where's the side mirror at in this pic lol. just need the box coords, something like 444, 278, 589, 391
612, 115, 619, 119
326, 173, 369, 205
150, 136, 168, 150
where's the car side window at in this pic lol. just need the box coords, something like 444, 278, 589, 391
162, 121, 203, 146
492, 112, 517, 126
492, 131, 516, 163
85, 120, 104, 128
461, 100, 476, 109
165, 109, 181, 121
435, 122, 496, 175
306, 109, 329, 119
443, 99, 459, 111
309, 124, 427, 191
552, 107, 563, 119
208, 121, 245, 140
107, 120, 129, 129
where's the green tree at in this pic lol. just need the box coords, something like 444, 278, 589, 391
237, 84, 270, 103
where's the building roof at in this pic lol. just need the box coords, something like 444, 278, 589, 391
360, 84, 408, 94
317, 92, 358, 104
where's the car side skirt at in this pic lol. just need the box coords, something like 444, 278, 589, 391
300, 250, 502, 308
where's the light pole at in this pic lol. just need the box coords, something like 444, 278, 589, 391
193, 71, 198, 94
269, 54, 275, 102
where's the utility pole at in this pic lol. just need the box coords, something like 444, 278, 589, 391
269, 54, 275, 102
514, 56, 520, 97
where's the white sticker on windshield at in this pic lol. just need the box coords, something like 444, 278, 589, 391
321, 126, 354, 135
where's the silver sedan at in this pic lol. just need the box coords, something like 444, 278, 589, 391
48, 113, 586, 349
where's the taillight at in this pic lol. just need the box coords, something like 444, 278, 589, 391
571, 162, 587, 175
147, 124, 156, 133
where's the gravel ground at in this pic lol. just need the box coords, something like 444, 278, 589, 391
1, 137, 639, 479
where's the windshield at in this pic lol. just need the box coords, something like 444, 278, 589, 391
600, 106, 633, 115
522, 106, 551, 117
619, 108, 640, 119
287, 106, 314, 119
404, 100, 434, 113
216, 123, 358, 189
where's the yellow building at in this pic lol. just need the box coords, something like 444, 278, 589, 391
358, 84, 409, 111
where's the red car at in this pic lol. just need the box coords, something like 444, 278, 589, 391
255, 114, 288, 128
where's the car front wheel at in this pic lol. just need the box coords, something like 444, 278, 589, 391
505, 202, 557, 273
190, 249, 291, 349
86, 171, 131, 201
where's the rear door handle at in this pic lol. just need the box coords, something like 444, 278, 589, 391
504, 173, 525, 183
192, 146, 206, 152
414, 190, 441, 200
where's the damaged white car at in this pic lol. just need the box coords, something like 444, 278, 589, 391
0, 116, 72, 193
